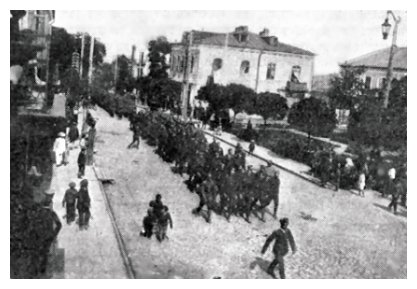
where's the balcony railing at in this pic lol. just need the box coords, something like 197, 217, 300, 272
286, 81, 308, 93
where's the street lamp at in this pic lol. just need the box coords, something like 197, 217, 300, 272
381, 18, 391, 40
381, 10, 401, 108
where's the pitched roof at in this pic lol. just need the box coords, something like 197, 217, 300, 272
342, 47, 407, 70
176, 30, 315, 56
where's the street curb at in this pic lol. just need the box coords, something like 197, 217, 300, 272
92, 165, 137, 279
203, 131, 320, 185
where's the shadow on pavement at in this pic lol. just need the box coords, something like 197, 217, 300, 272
249, 257, 270, 275
373, 203, 407, 218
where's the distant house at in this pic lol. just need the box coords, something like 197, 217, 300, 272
340, 47, 407, 90
170, 26, 315, 108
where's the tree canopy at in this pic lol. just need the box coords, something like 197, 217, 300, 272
328, 66, 367, 109
348, 76, 407, 150
255, 92, 288, 124
288, 97, 337, 137
147, 36, 171, 79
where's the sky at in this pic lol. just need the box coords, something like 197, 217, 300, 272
54, 10, 407, 75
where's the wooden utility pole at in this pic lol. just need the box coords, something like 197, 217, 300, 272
80, 33, 85, 78
382, 11, 401, 109
88, 35, 95, 90
181, 31, 193, 120
114, 55, 118, 89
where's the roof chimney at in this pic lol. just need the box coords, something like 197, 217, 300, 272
259, 28, 269, 37
235, 26, 248, 33
131, 45, 137, 62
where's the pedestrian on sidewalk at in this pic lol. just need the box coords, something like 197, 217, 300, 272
249, 139, 256, 154
77, 147, 87, 179
127, 122, 140, 149
357, 169, 366, 198
33, 198, 62, 276
141, 208, 156, 239
68, 122, 79, 149
62, 182, 78, 224
53, 132, 66, 166
388, 179, 402, 215
79, 134, 88, 151
156, 206, 173, 242
261, 218, 297, 279
87, 123, 96, 166
150, 194, 164, 220
77, 179, 91, 230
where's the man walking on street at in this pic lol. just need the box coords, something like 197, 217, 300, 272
261, 218, 297, 279
62, 182, 78, 224
77, 179, 91, 230
156, 206, 173, 242
388, 179, 402, 215
77, 147, 87, 178
128, 122, 140, 149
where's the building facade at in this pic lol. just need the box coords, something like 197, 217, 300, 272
19, 10, 55, 73
170, 26, 315, 107
341, 47, 407, 90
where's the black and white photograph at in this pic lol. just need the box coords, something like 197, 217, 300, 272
9, 7, 408, 279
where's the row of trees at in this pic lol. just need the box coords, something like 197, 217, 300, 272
196, 79, 337, 139
196, 80, 289, 125
328, 66, 406, 151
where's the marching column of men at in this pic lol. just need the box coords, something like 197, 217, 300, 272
132, 111, 280, 223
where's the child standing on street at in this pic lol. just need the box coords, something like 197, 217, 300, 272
62, 182, 78, 224
156, 206, 173, 242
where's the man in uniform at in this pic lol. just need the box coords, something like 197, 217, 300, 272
269, 171, 280, 219
192, 175, 215, 223
223, 148, 235, 175
261, 218, 297, 279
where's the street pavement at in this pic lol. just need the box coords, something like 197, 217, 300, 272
93, 107, 406, 279
47, 109, 127, 278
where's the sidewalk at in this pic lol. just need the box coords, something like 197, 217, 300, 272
47, 109, 127, 278
286, 128, 349, 154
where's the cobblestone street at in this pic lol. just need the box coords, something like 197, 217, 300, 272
94, 108, 406, 279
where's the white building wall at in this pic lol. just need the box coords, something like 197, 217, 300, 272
362, 68, 407, 89
170, 43, 315, 105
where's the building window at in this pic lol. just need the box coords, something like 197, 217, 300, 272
365, 76, 372, 89
171, 55, 176, 74
266, 63, 276, 80
190, 55, 195, 73
179, 56, 185, 73
378, 77, 387, 89
240, 61, 250, 75
175, 55, 181, 72
35, 10, 41, 32
212, 58, 223, 72
291, 65, 301, 82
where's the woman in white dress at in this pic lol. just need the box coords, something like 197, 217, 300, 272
358, 170, 366, 197
53, 132, 66, 166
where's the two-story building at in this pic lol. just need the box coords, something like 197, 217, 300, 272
170, 26, 315, 107
340, 46, 407, 90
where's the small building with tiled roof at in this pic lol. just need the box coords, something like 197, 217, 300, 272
340, 47, 407, 90
170, 26, 315, 107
